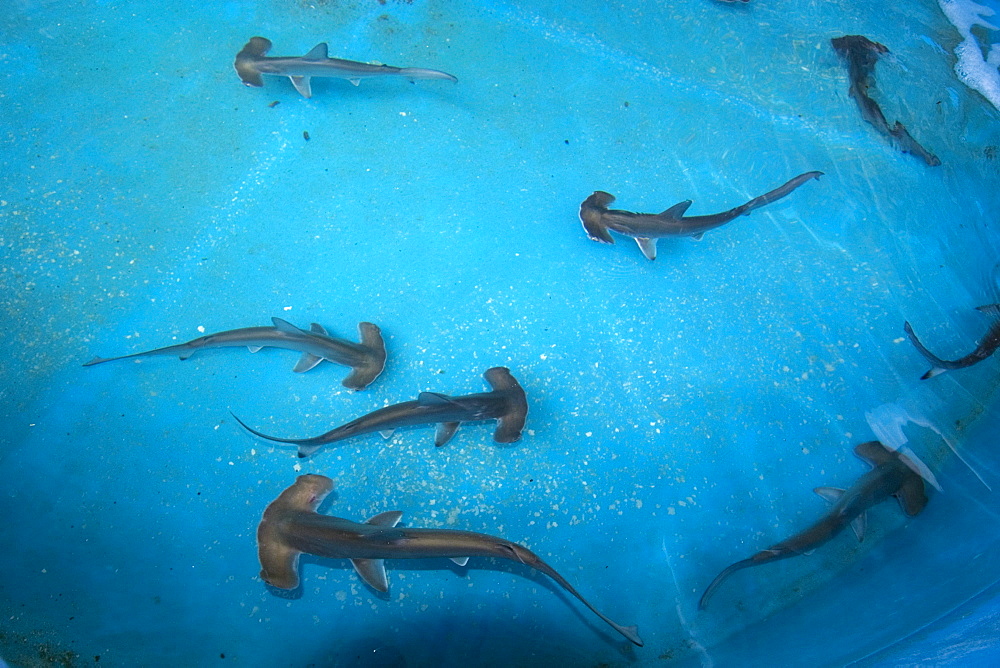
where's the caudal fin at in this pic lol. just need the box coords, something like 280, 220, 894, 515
903, 321, 949, 379
397, 67, 457, 83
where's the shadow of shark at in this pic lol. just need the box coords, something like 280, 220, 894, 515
579, 171, 822, 260
84, 317, 386, 390
234, 366, 528, 457
257, 474, 643, 646
698, 440, 928, 609
234, 37, 457, 98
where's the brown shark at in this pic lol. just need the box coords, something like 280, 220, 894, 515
904, 304, 1000, 379
579, 171, 822, 260
234, 366, 527, 457
257, 474, 643, 646
698, 441, 927, 609
235, 37, 457, 98
831, 35, 941, 166
84, 317, 386, 390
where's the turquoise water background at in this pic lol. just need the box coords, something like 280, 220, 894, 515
3, 0, 1000, 665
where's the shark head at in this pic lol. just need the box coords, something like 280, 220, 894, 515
234, 36, 273, 88
257, 474, 335, 589
483, 367, 528, 443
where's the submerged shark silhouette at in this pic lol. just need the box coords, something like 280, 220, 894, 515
84, 317, 386, 390
904, 304, 1000, 379
234, 37, 457, 98
698, 440, 927, 609
831, 35, 940, 166
258, 474, 643, 646
579, 171, 822, 260
234, 366, 528, 457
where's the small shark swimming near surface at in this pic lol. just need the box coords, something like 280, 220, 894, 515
698, 440, 927, 609
904, 304, 1000, 379
234, 37, 457, 98
579, 171, 822, 260
831, 35, 941, 167
234, 366, 528, 457
84, 317, 387, 390
258, 474, 643, 646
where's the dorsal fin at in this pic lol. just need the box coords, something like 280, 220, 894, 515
271, 317, 301, 334
303, 43, 329, 60
854, 440, 893, 467
366, 510, 403, 527
418, 391, 459, 407
661, 200, 692, 218
310, 322, 330, 336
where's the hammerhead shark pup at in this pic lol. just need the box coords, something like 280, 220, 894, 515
234, 366, 528, 457
258, 474, 643, 645
580, 171, 822, 260
831, 35, 940, 166
904, 304, 1000, 379
84, 317, 386, 390
698, 440, 927, 609
234, 37, 457, 98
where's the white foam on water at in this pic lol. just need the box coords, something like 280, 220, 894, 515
939, 0, 1000, 110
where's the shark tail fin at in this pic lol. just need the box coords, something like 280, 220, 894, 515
976, 304, 1000, 317
483, 367, 528, 443
699, 557, 757, 610
234, 37, 271, 88
257, 474, 334, 589
397, 67, 458, 83
903, 320, 951, 379
340, 322, 387, 391
579, 192, 617, 244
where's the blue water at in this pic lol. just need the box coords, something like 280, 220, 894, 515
2, 0, 1000, 665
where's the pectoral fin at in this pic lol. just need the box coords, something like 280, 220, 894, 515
635, 237, 658, 261
293, 352, 323, 373
247, 345, 263, 353
351, 558, 389, 592
350, 79, 361, 86
450, 557, 469, 567
851, 512, 867, 542
290, 75, 313, 98
814, 486, 845, 503
379, 430, 395, 439
435, 421, 461, 447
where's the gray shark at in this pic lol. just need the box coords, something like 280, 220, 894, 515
904, 304, 1000, 379
234, 37, 457, 98
831, 35, 941, 167
258, 474, 643, 646
579, 171, 822, 260
234, 366, 527, 457
84, 317, 386, 390
698, 440, 927, 609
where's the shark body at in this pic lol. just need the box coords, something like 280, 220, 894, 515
579, 171, 822, 260
698, 441, 927, 609
904, 304, 1000, 379
831, 35, 940, 166
258, 474, 643, 646
234, 366, 528, 457
84, 317, 386, 390
234, 37, 457, 98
